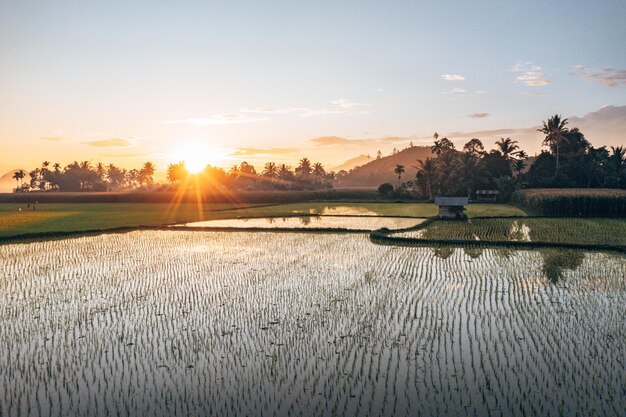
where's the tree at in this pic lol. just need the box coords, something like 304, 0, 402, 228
463, 138, 485, 157
495, 137, 520, 162
513, 159, 526, 175
431, 137, 455, 155
262, 162, 278, 178
312, 162, 326, 177
415, 158, 437, 200
394, 164, 405, 187
12, 170, 25, 191
139, 162, 155, 186
106, 164, 125, 187
166, 162, 188, 184
277, 164, 293, 181
295, 158, 312, 177
538, 114, 568, 176
608, 145, 625, 188
481, 150, 512, 180
454, 153, 489, 199
378, 183, 394, 197
376, 150, 382, 159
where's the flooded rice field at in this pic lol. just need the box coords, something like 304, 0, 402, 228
0, 231, 625, 417
177, 216, 422, 230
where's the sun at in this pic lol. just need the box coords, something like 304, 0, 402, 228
172, 142, 211, 174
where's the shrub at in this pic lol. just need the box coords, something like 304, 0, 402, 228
378, 183, 394, 197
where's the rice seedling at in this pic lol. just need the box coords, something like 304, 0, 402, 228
0, 231, 624, 416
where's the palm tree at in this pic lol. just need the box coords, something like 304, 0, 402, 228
495, 137, 520, 162
608, 146, 625, 187
262, 162, 278, 178
415, 158, 437, 200
12, 170, 24, 190
454, 153, 488, 199
53, 163, 61, 172
295, 158, 312, 177
312, 162, 326, 177
513, 159, 526, 175
431, 137, 455, 155
277, 164, 292, 181
394, 164, 405, 187
538, 114, 569, 176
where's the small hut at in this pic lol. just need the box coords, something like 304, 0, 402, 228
434, 197, 468, 219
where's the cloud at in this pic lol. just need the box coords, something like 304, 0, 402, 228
164, 113, 267, 126
239, 107, 306, 114
81, 138, 131, 147
40, 136, 66, 142
442, 87, 467, 95
301, 99, 371, 117
229, 147, 301, 157
468, 113, 490, 119
511, 62, 550, 87
99, 153, 144, 158
572, 65, 626, 87
309, 135, 415, 147
442, 74, 465, 81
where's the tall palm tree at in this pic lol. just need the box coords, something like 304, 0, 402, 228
295, 158, 312, 177
394, 164, 405, 187
608, 146, 625, 187
495, 137, 520, 162
454, 153, 488, 199
262, 162, 278, 178
12, 170, 23, 190
415, 158, 437, 200
277, 164, 292, 181
312, 162, 326, 177
538, 114, 569, 176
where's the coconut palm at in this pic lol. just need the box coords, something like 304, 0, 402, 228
295, 158, 312, 177
312, 162, 326, 177
538, 114, 569, 176
12, 170, 25, 190
262, 162, 278, 178
394, 164, 405, 187
415, 158, 437, 200
608, 146, 625, 187
431, 137, 455, 155
454, 153, 488, 199
495, 137, 520, 162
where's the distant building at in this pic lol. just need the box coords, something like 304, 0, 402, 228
475, 189, 499, 202
434, 197, 468, 219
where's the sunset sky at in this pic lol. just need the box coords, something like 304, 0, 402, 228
1, 0, 625, 176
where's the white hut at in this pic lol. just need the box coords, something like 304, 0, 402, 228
434, 197, 469, 219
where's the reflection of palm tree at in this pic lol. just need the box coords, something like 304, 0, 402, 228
538, 115, 569, 176
433, 246, 454, 259
300, 216, 311, 225
463, 247, 483, 259
394, 164, 405, 187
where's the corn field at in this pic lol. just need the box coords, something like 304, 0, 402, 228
513, 189, 626, 216
0, 231, 624, 416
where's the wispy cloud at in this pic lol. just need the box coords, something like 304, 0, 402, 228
468, 113, 490, 119
511, 62, 550, 86
239, 107, 307, 114
229, 147, 301, 157
301, 99, 371, 117
164, 113, 267, 126
442, 87, 467, 95
572, 65, 626, 87
309, 135, 414, 147
81, 138, 131, 147
40, 136, 66, 142
442, 74, 465, 81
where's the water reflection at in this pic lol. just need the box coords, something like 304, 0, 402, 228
540, 250, 585, 284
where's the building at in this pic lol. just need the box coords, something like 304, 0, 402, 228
434, 197, 469, 219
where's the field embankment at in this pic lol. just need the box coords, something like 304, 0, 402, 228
513, 188, 626, 217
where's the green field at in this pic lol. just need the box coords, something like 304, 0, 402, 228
0, 202, 526, 238
396, 217, 626, 247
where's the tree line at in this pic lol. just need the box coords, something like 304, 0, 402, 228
380, 114, 625, 200
165, 157, 334, 191
12, 161, 155, 192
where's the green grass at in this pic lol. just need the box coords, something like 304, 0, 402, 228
0, 202, 527, 238
416, 218, 626, 247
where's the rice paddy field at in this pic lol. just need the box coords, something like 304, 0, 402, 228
392, 218, 626, 247
177, 216, 424, 230
1, 228, 625, 417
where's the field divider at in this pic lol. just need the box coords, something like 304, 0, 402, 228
369, 216, 626, 254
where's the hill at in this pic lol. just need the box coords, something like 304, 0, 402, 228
336, 146, 433, 188
0, 169, 24, 193
331, 154, 373, 172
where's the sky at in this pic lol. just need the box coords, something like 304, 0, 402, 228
1, 0, 625, 175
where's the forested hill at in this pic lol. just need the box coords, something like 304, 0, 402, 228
336, 146, 433, 188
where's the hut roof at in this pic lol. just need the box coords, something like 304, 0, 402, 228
435, 197, 469, 206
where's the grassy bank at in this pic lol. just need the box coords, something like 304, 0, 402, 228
0, 202, 526, 238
